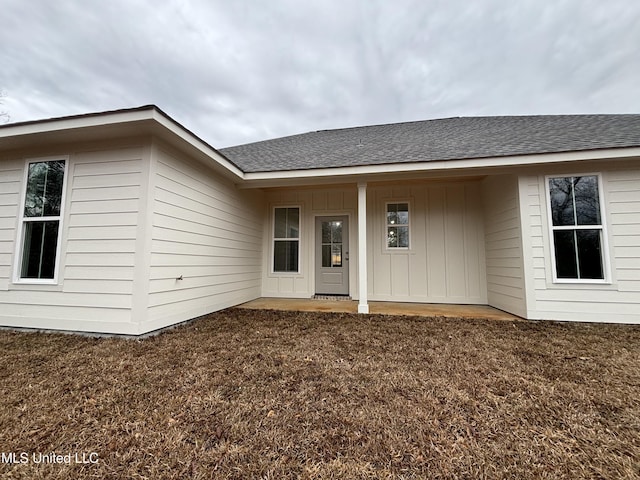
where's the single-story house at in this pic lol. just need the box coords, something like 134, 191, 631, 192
0, 105, 638, 334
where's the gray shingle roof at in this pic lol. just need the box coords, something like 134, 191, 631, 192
220, 115, 640, 173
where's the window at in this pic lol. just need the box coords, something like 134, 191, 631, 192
321, 220, 343, 267
18, 159, 67, 281
386, 202, 409, 248
273, 207, 300, 272
548, 175, 606, 281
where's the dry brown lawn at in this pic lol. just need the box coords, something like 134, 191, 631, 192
0, 309, 639, 479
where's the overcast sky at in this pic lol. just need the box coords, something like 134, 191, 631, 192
2, 0, 639, 147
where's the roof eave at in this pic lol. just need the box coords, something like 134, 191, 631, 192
0, 105, 157, 137
148, 108, 244, 180
0, 106, 245, 182
239, 147, 640, 188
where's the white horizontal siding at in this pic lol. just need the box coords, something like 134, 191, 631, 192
152, 214, 259, 247
151, 252, 260, 266
146, 147, 263, 330
151, 239, 259, 257
149, 279, 262, 305
523, 167, 640, 323
607, 169, 640, 295
482, 175, 526, 317
1, 289, 132, 308
0, 160, 22, 290
0, 147, 145, 334
64, 265, 134, 280
151, 264, 259, 279
71, 185, 140, 202
64, 149, 142, 301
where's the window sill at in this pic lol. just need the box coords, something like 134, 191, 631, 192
547, 280, 616, 290
11, 281, 63, 292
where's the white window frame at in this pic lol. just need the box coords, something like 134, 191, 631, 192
545, 173, 610, 284
385, 201, 411, 250
271, 205, 301, 274
13, 156, 69, 285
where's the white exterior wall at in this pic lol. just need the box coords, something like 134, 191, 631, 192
0, 145, 147, 334
0, 159, 21, 291
262, 186, 358, 298
520, 164, 640, 323
262, 181, 487, 304
481, 175, 526, 317
367, 182, 486, 304
145, 143, 264, 332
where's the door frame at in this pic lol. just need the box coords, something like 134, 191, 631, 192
314, 214, 351, 296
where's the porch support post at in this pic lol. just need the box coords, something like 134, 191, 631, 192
357, 182, 369, 314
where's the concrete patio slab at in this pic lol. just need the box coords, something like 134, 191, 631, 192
237, 298, 522, 321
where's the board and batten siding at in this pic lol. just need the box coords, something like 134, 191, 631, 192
262, 186, 358, 298
519, 166, 640, 323
262, 181, 487, 304
481, 175, 526, 317
147, 145, 263, 331
368, 182, 487, 304
0, 146, 147, 334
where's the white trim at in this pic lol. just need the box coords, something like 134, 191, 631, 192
0, 107, 244, 181
242, 147, 640, 184
131, 141, 156, 332
544, 173, 611, 284
0, 110, 154, 138
149, 110, 244, 180
271, 205, 302, 274
5, 108, 640, 187
357, 183, 369, 313
515, 176, 534, 317
384, 200, 411, 250
13, 156, 70, 285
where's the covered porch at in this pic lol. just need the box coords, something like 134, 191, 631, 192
261, 177, 496, 312
238, 298, 522, 321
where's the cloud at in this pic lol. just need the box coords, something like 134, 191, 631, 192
1, 0, 639, 147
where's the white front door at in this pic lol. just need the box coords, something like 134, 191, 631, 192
315, 216, 349, 295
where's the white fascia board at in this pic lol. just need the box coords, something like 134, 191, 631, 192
150, 110, 245, 180
0, 109, 156, 138
242, 147, 640, 184
0, 107, 245, 181
4, 110, 640, 185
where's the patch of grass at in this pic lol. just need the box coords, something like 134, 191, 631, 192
1, 310, 639, 479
